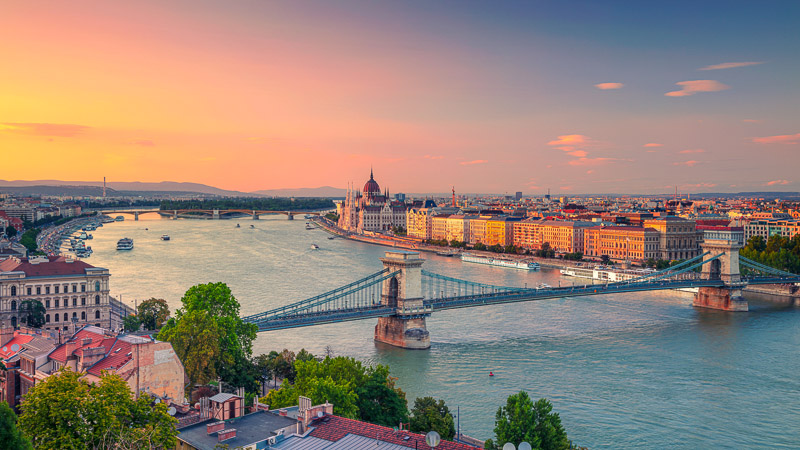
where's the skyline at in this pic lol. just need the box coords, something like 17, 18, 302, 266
2, 1, 799, 194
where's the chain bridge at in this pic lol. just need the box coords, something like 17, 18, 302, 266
242, 230, 800, 349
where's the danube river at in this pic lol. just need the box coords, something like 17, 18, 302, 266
86, 215, 799, 449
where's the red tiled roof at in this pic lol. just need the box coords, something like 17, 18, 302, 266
0, 256, 95, 277
87, 339, 132, 376
309, 415, 475, 450
0, 333, 34, 360
48, 328, 114, 363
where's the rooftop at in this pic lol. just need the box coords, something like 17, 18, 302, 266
177, 410, 298, 449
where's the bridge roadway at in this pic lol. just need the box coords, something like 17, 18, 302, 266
246, 275, 800, 332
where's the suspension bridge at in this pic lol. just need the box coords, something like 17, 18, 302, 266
242, 229, 800, 349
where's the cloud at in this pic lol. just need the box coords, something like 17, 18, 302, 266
765, 179, 790, 186
699, 61, 763, 71
673, 160, 700, 167
0, 122, 89, 137
595, 82, 624, 90
568, 150, 588, 158
568, 157, 631, 166
752, 133, 800, 144
423, 154, 444, 160
679, 149, 705, 154
547, 134, 591, 152
665, 80, 730, 97
460, 159, 487, 165
586, 170, 594, 174
130, 139, 155, 147
643, 143, 663, 148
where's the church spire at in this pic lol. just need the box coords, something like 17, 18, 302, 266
370, 166, 374, 180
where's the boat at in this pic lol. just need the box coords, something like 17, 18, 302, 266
236, 224, 240, 228
161, 235, 170, 241
328, 236, 335, 240
77, 232, 88, 240
310, 244, 320, 249
249, 224, 255, 229
560, 265, 657, 283
461, 253, 540, 270
115, 216, 124, 222
116, 238, 134, 250
436, 250, 458, 257
86, 234, 93, 240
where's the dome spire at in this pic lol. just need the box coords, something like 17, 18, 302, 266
370, 166, 374, 180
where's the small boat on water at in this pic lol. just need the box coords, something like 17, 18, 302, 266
310, 244, 320, 249
328, 236, 335, 240
161, 235, 170, 241
436, 250, 458, 257
116, 238, 134, 251
249, 224, 255, 229
115, 216, 125, 222
236, 224, 241, 228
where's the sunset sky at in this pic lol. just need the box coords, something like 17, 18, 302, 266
2, 0, 799, 195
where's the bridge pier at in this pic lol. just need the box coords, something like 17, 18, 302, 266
287, 213, 294, 220
212, 209, 220, 220
694, 286, 748, 311
173, 210, 178, 220
693, 228, 748, 311
253, 210, 259, 220
375, 251, 430, 349
134, 212, 139, 221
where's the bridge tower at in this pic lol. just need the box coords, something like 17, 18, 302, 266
694, 228, 748, 311
212, 209, 220, 220
134, 212, 139, 221
374, 251, 431, 349
253, 210, 259, 220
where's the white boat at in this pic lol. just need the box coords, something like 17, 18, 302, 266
461, 253, 539, 270
115, 216, 125, 222
310, 244, 320, 249
161, 235, 170, 241
560, 266, 657, 282
116, 238, 134, 250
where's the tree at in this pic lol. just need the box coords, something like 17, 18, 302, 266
600, 254, 610, 264
158, 310, 221, 387
409, 397, 455, 440
18, 368, 177, 449
356, 366, 408, 427
123, 315, 141, 332
473, 242, 486, 251
4, 225, 17, 238
19, 299, 46, 328
0, 401, 32, 449
137, 298, 170, 330
20, 229, 40, 253
157, 282, 258, 392
485, 392, 569, 450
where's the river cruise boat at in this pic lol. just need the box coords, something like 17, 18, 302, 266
161, 235, 170, 241
115, 216, 125, 222
461, 253, 540, 270
310, 244, 320, 249
116, 238, 134, 250
560, 265, 657, 282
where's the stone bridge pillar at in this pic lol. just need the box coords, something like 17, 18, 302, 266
374, 251, 430, 349
134, 212, 139, 221
287, 213, 294, 220
173, 210, 178, 219
253, 210, 259, 220
694, 228, 748, 311
212, 209, 220, 220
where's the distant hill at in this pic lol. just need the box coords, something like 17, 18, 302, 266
0, 180, 260, 197
251, 186, 346, 198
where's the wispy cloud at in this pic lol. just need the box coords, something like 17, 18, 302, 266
699, 61, 763, 71
130, 139, 155, 147
460, 159, 487, 165
547, 134, 592, 152
643, 143, 663, 148
594, 82, 624, 90
665, 80, 730, 97
765, 179, 790, 186
752, 133, 800, 144
679, 149, 705, 154
673, 160, 700, 167
0, 122, 89, 137
423, 154, 444, 160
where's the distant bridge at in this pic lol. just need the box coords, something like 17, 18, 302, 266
100, 209, 328, 220
242, 230, 800, 349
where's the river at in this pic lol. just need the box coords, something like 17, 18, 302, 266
84, 215, 800, 449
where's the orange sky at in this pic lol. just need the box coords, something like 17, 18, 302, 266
2, 1, 798, 194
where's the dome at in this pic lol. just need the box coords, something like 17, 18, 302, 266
363, 169, 381, 196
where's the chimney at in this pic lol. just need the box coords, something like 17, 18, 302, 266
0, 327, 14, 347
206, 421, 225, 435
279, 409, 288, 416
64, 340, 79, 357
218, 429, 237, 442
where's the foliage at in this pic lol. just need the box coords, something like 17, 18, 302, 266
137, 298, 170, 330
562, 252, 583, 261
392, 225, 407, 236
740, 234, 800, 274
535, 242, 556, 258
18, 369, 177, 450
449, 240, 467, 248
19, 299, 46, 328
4, 225, 17, 238
409, 396, 455, 440
325, 212, 340, 222
123, 315, 141, 332
473, 242, 486, 251
20, 228, 40, 253
0, 401, 32, 449
157, 283, 258, 392
600, 254, 610, 264
485, 392, 569, 450
263, 355, 408, 426
160, 197, 334, 212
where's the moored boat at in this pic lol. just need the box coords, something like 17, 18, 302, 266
116, 238, 134, 250
161, 235, 170, 241
461, 253, 539, 270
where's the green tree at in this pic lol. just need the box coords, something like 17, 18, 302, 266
356, 366, 408, 427
0, 401, 32, 449
137, 298, 170, 330
473, 242, 486, 251
485, 392, 569, 450
18, 369, 177, 449
157, 310, 221, 387
123, 315, 141, 332
4, 225, 17, 238
19, 299, 46, 329
157, 282, 258, 391
20, 229, 40, 253
409, 396, 455, 440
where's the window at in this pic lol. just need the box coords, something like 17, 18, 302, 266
95, 282, 101, 292
46, 299, 51, 308
72, 298, 77, 307
46, 314, 50, 323
54, 285, 59, 294
11, 300, 17, 310
81, 311, 86, 320
81, 298, 86, 306
55, 299, 59, 308
10, 286, 16, 296
72, 312, 77, 319
81, 284, 86, 293
72, 285, 77, 293
63, 284, 68, 293
95, 295, 100, 305
37, 286, 41, 295
46, 286, 50, 295
95, 310, 100, 319
54, 313, 59, 322
27, 287, 32, 296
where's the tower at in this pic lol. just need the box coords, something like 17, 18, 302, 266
374, 251, 430, 349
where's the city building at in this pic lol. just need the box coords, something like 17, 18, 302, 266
744, 218, 800, 241
583, 226, 661, 261
0, 327, 59, 411
512, 220, 594, 253
484, 216, 521, 246
0, 255, 131, 331
643, 217, 701, 261
338, 170, 407, 233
